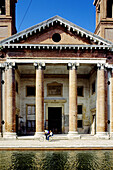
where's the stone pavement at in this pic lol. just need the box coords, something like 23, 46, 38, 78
0, 135, 113, 150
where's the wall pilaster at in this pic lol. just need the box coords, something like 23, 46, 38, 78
6, 0, 10, 16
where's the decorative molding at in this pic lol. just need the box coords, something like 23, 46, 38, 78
44, 98, 67, 103
97, 63, 105, 70
0, 62, 16, 70
105, 63, 113, 69
47, 82, 63, 97
2, 44, 111, 51
34, 62, 46, 70
6, 58, 107, 64
68, 62, 79, 70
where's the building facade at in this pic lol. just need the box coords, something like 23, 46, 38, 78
0, 0, 113, 138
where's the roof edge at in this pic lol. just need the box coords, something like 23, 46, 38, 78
93, 0, 98, 6
0, 15, 113, 46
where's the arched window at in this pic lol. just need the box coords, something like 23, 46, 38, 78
0, 0, 5, 15
107, 0, 113, 18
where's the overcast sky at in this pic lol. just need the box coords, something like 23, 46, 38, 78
16, 0, 95, 33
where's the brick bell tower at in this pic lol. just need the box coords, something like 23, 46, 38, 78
94, 0, 113, 42
0, 0, 17, 41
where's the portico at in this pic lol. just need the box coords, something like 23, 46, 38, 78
0, 57, 109, 138
0, 16, 113, 139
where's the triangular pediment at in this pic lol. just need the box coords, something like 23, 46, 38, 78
0, 15, 113, 47
19, 26, 91, 45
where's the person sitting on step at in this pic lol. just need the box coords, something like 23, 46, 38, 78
47, 130, 53, 140
44, 129, 49, 140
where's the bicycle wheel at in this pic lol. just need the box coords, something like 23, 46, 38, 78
39, 136, 44, 142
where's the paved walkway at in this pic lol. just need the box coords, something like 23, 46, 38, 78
0, 135, 113, 150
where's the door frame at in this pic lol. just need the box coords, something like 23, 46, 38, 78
45, 103, 64, 133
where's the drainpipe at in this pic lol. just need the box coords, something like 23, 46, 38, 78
0, 68, 2, 137
1, 67, 5, 137
0, 68, 3, 137
107, 66, 113, 140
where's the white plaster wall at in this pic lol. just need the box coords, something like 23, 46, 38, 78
77, 78, 90, 133
19, 76, 69, 133
15, 70, 20, 115
20, 78, 35, 133
19, 76, 97, 134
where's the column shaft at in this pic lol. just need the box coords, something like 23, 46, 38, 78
96, 68, 106, 134
5, 67, 16, 137
69, 68, 78, 133
35, 68, 44, 133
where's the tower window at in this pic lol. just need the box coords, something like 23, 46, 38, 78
0, 0, 5, 15
107, 0, 113, 18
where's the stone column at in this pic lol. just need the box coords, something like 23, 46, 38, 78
96, 63, 106, 137
4, 63, 16, 138
34, 63, 45, 137
68, 63, 79, 138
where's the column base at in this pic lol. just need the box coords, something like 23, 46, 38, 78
95, 132, 109, 139
34, 132, 44, 139
67, 131, 81, 139
3, 132, 17, 139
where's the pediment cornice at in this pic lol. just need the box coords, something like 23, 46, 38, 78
2, 43, 111, 51
0, 16, 112, 47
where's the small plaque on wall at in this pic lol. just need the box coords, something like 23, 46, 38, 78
47, 82, 62, 96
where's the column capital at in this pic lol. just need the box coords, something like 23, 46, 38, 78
0, 63, 5, 70
105, 63, 113, 71
67, 62, 79, 70
34, 62, 46, 70
2, 62, 16, 70
97, 63, 105, 70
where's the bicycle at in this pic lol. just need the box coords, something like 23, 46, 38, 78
38, 136, 45, 142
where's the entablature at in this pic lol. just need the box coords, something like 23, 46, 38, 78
2, 44, 111, 51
